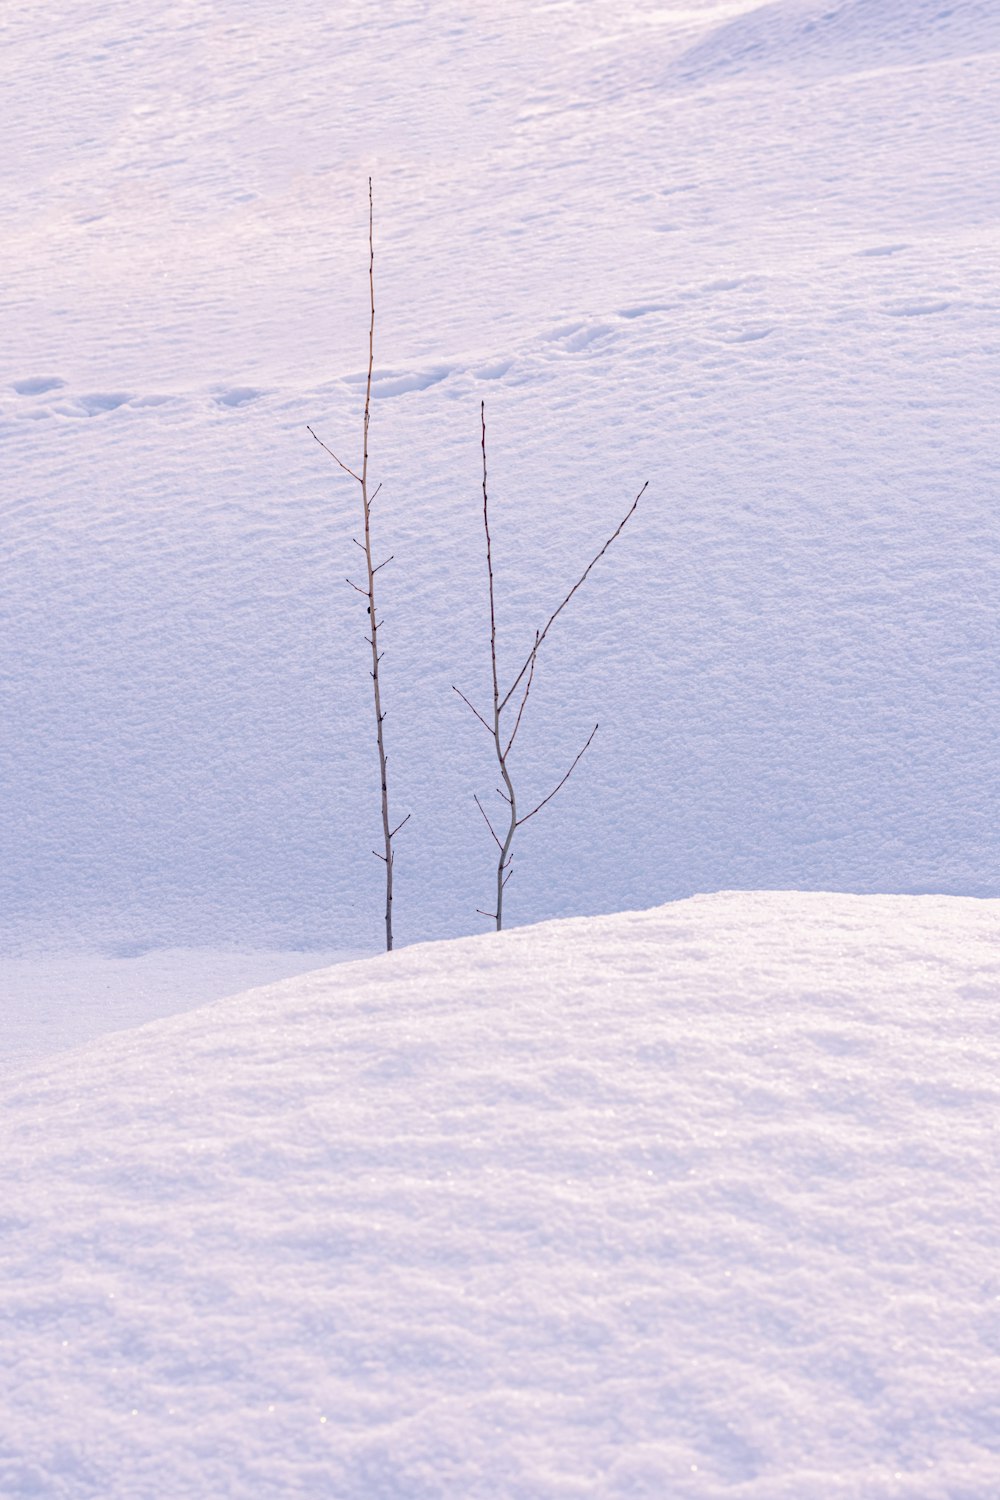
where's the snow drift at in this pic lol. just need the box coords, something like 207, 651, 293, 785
2, 892, 999, 1498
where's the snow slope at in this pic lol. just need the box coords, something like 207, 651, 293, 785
3, 0, 999, 956
669, 0, 1000, 83
2, 892, 999, 1498
0, 945, 355, 1078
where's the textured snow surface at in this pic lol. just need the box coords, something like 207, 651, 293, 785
0, 947, 355, 1078
3, 0, 999, 955
2, 892, 999, 1498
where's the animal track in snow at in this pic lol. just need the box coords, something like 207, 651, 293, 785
11, 375, 66, 395
617, 303, 671, 320
854, 243, 909, 258
340, 366, 453, 399
41, 392, 135, 418
372, 366, 452, 399
472, 360, 511, 381
214, 386, 264, 408
77, 392, 133, 415
881, 299, 950, 318
543, 322, 614, 353
713, 325, 774, 344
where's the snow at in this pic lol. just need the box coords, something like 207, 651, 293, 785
4, 0, 999, 955
0, 947, 356, 1078
3, 892, 1000, 1497
4, 1, 1000, 1490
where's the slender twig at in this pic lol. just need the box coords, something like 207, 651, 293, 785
499, 480, 648, 714
306, 425, 362, 484
473, 793, 503, 850
516, 723, 598, 827
452, 684, 493, 734
504, 630, 540, 758
309, 179, 407, 951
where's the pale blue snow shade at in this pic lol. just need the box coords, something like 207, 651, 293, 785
2, 0, 998, 958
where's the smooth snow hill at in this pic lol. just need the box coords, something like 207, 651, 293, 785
3, 0, 999, 957
2, 892, 999, 1499
0, 945, 358, 1078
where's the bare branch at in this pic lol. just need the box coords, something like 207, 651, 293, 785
504, 629, 540, 758
482, 403, 501, 719
476, 908, 498, 920
346, 577, 367, 595
452, 684, 493, 734
307, 424, 362, 484
516, 723, 599, 827
389, 812, 411, 839
500, 481, 647, 713
372, 554, 394, 574
474, 793, 504, 851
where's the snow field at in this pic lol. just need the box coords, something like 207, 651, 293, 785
2, 892, 1000, 1497
4, 4, 1000, 1487
3, 0, 1000, 953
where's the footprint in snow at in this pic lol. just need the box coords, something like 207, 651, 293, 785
12, 375, 66, 395
371, 366, 452, 399
617, 303, 671, 320
854, 243, 909, 258
78, 392, 132, 415
214, 386, 264, 408
51, 392, 134, 418
715, 326, 773, 344
544, 322, 614, 352
881, 299, 950, 318
472, 360, 511, 381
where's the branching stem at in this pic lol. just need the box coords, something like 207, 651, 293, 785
457, 403, 645, 930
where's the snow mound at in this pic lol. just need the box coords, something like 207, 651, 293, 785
669, 0, 1000, 85
2, 892, 1000, 1498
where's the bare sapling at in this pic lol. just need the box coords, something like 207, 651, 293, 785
454, 401, 647, 931
307, 179, 409, 951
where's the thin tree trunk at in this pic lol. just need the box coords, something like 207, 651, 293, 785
307, 179, 408, 951
480, 403, 517, 930
359, 182, 396, 950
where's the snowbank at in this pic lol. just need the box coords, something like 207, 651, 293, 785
2, 892, 999, 1497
